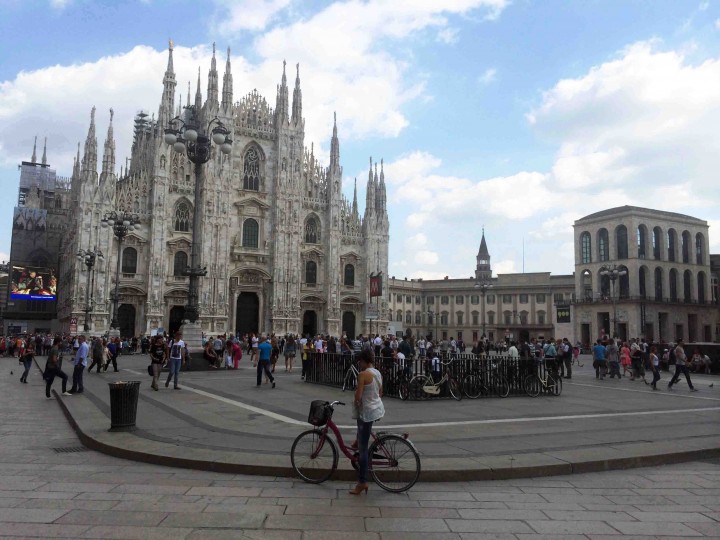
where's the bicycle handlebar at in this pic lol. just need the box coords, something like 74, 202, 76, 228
329, 400, 346, 407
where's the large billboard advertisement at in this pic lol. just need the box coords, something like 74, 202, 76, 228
10, 266, 57, 300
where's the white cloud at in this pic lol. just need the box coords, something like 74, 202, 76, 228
478, 67, 497, 85
494, 259, 516, 275
0, 251, 10, 263
415, 250, 439, 265
49, 0, 71, 9
699, 1, 709, 11
436, 27, 459, 44
715, 18, 720, 30
213, 0, 292, 34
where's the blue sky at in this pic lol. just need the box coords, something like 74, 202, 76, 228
1, 0, 720, 278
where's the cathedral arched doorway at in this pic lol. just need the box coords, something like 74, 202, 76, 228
169, 306, 185, 337
236, 292, 259, 336
118, 304, 136, 338
303, 310, 317, 338
342, 311, 356, 340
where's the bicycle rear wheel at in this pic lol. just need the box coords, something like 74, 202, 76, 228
448, 377, 462, 401
409, 375, 430, 400
548, 374, 562, 396
493, 375, 510, 398
462, 373, 481, 399
398, 379, 410, 401
290, 429, 338, 484
523, 374, 541, 397
369, 434, 421, 493
342, 369, 356, 392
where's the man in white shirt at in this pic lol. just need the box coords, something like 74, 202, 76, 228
417, 337, 426, 358
373, 335, 382, 357
507, 341, 519, 358
68, 335, 89, 394
165, 332, 187, 390
314, 336, 324, 352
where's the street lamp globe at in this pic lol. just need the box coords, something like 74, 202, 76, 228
183, 128, 198, 142
163, 130, 177, 145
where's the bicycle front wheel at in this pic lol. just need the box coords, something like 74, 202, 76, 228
548, 374, 562, 396
398, 379, 410, 401
448, 377, 462, 401
290, 429, 338, 484
370, 434, 421, 493
409, 375, 430, 400
523, 374, 541, 397
342, 370, 356, 392
462, 373, 481, 399
493, 375, 510, 398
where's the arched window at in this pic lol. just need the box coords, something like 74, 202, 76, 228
639, 266, 647, 298
173, 251, 188, 277
653, 227, 662, 260
616, 225, 628, 259
582, 269, 593, 300
698, 272, 706, 303
601, 273, 610, 298
667, 229, 677, 262
304, 216, 321, 243
669, 269, 678, 301
343, 264, 355, 286
637, 225, 647, 259
654, 267, 663, 301
242, 146, 261, 191
121, 247, 137, 274
242, 218, 259, 248
696, 233, 704, 265
580, 232, 592, 264
683, 270, 692, 302
619, 266, 630, 298
174, 202, 191, 232
305, 260, 317, 284
681, 231, 691, 263
598, 228, 609, 262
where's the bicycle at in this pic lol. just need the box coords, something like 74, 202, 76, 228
406, 359, 462, 400
523, 361, 562, 397
290, 400, 421, 493
342, 361, 359, 392
462, 359, 510, 399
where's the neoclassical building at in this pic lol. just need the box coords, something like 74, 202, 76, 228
572, 206, 715, 344
387, 233, 576, 344
55, 43, 389, 338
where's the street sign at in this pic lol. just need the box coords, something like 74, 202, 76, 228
70, 317, 78, 333
365, 303, 379, 319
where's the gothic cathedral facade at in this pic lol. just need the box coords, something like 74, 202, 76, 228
57, 43, 390, 339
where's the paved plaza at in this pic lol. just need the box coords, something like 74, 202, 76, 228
1, 354, 719, 538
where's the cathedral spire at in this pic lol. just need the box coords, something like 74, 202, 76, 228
275, 60, 289, 124
101, 108, 115, 181
291, 63, 302, 125
365, 156, 376, 215
41, 137, 47, 165
158, 38, 176, 129
194, 67, 202, 110
81, 106, 98, 180
376, 158, 386, 213
73, 142, 81, 178
206, 42, 219, 110
31, 136, 37, 163
221, 46, 233, 111
329, 112, 340, 171
352, 177, 358, 217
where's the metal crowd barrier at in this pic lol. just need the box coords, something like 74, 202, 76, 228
303, 352, 558, 399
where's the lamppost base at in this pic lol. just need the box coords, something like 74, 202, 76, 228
180, 320, 204, 353
107, 327, 120, 339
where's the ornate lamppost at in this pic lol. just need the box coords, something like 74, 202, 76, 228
164, 112, 232, 346
76, 248, 103, 332
474, 278, 493, 339
600, 264, 627, 338
101, 211, 141, 335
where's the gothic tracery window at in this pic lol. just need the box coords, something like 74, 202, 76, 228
243, 146, 261, 191
305, 216, 321, 243
174, 202, 190, 232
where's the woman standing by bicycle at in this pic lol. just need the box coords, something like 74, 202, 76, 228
351, 349, 385, 495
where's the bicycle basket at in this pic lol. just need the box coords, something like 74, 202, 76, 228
308, 400, 331, 426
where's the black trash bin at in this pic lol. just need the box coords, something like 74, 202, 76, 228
108, 381, 141, 432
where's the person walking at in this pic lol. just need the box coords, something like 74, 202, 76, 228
19, 344, 35, 384
68, 335, 88, 394
649, 345, 661, 390
104, 337, 120, 372
606, 338, 621, 379
87, 337, 105, 373
165, 332, 186, 390
592, 339, 607, 380
284, 335, 296, 372
256, 335, 275, 388
44, 337, 70, 398
149, 335, 165, 391
350, 349, 385, 495
667, 339, 697, 392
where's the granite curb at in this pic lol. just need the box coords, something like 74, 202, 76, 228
52, 387, 720, 482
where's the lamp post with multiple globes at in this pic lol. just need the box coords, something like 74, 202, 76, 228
164, 112, 232, 347
76, 248, 103, 332
101, 211, 141, 335
600, 264, 627, 338
474, 278, 493, 339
